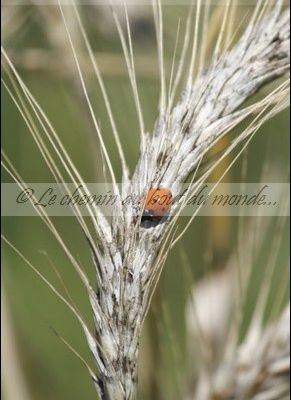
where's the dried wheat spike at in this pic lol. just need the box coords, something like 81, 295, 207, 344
88, 5, 290, 399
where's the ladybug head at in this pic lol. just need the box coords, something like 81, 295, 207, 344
141, 209, 154, 222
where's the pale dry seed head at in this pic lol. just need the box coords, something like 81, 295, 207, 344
85, 5, 290, 399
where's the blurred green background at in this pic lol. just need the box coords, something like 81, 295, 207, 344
2, 3, 290, 400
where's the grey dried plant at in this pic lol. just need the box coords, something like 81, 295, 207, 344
1, 1, 290, 400
185, 217, 290, 400
187, 296, 290, 400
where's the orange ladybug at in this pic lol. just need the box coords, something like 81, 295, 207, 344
142, 187, 173, 223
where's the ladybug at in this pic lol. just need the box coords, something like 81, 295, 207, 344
141, 187, 173, 225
